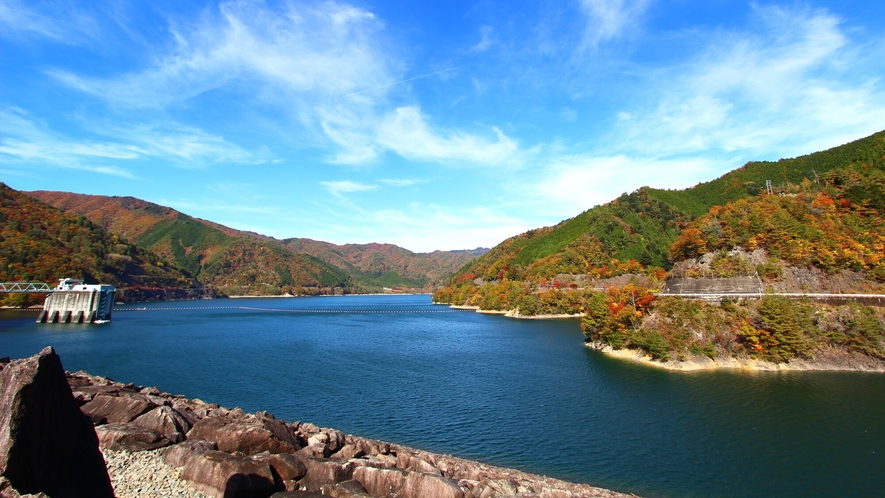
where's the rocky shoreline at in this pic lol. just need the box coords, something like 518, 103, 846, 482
1, 347, 632, 498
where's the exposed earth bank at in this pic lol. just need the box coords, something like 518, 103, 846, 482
0, 347, 632, 498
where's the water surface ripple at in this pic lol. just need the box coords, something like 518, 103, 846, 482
1, 295, 882, 497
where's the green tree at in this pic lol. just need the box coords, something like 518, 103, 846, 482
756, 296, 811, 361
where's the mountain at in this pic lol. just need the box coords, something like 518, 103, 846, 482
27, 192, 352, 295
27, 191, 486, 294
443, 130, 885, 286
0, 183, 193, 306
432, 130, 885, 366
281, 238, 487, 289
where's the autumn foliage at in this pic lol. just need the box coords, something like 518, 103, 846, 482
669, 168, 885, 279
0, 183, 193, 306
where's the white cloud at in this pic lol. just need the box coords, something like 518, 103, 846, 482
612, 4, 885, 162
316, 105, 382, 164
0, 106, 141, 178
48, 0, 394, 109
578, 0, 651, 51
376, 106, 521, 166
0, 0, 99, 45
44, 1, 527, 170
531, 154, 715, 214
379, 178, 426, 187
321, 180, 378, 198
103, 122, 263, 167
0, 105, 261, 177
470, 25, 495, 53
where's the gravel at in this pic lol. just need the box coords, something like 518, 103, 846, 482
102, 448, 210, 498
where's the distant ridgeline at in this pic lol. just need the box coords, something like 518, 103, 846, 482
2, 187, 486, 306
433, 129, 885, 366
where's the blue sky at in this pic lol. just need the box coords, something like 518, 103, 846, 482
2, 0, 884, 252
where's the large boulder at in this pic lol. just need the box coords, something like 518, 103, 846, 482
305, 433, 331, 458
94, 422, 171, 452
251, 453, 307, 492
402, 472, 464, 498
0, 347, 113, 498
132, 405, 191, 442
297, 457, 355, 490
79, 393, 155, 423
163, 439, 218, 468
316, 479, 369, 497
180, 450, 276, 498
188, 414, 302, 455
352, 466, 407, 496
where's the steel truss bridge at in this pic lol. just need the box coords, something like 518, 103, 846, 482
0, 282, 52, 293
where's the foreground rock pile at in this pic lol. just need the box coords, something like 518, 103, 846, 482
2, 348, 631, 497
102, 448, 209, 498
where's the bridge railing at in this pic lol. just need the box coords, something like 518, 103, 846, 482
0, 282, 53, 293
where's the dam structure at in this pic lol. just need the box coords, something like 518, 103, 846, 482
35, 278, 115, 324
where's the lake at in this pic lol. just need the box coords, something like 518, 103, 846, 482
1, 294, 882, 497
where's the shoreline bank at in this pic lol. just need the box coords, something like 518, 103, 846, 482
443, 303, 584, 320
440, 302, 885, 374
585, 341, 885, 373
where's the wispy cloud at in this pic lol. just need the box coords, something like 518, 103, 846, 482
379, 178, 426, 187
320, 180, 378, 198
0, 105, 261, 177
470, 26, 495, 53
100, 122, 264, 167
0, 0, 99, 45
578, 0, 652, 51
0, 106, 141, 178
44, 1, 525, 169
529, 154, 715, 214
608, 4, 885, 162
376, 106, 522, 166
48, 1, 395, 109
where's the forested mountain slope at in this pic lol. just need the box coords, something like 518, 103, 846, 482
27, 192, 351, 295
28, 191, 484, 293
282, 238, 487, 289
433, 130, 885, 368
445, 130, 885, 287
0, 183, 193, 305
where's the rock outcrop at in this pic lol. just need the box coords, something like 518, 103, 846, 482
58, 369, 630, 498
0, 347, 113, 498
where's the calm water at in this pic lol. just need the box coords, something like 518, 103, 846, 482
1, 295, 882, 497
